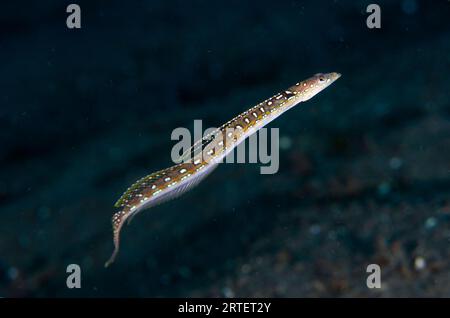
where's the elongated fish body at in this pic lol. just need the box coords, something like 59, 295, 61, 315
105, 72, 341, 266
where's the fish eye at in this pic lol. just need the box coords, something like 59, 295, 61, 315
319, 77, 325, 82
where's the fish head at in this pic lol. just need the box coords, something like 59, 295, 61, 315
296, 72, 341, 101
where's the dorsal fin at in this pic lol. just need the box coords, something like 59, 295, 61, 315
179, 127, 222, 162
114, 172, 161, 208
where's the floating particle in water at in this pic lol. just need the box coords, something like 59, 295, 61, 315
414, 257, 426, 271
402, 0, 418, 15
309, 224, 321, 235
36, 206, 51, 221
18, 235, 31, 248
159, 274, 171, 286
241, 264, 251, 274
178, 266, 191, 279
377, 181, 391, 196
424, 217, 437, 230
389, 157, 403, 170
7, 267, 19, 281
222, 286, 235, 298
279, 136, 292, 150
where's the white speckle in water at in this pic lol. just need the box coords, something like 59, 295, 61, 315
377, 181, 391, 196
425, 217, 437, 229
222, 286, 235, 298
309, 224, 321, 235
241, 264, 251, 274
389, 157, 403, 170
402, 0, 418, 15
7, 267, 19, 280
414, 257, 426, 271
279, 136, 292, 150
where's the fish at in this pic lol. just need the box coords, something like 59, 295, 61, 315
105, 72, 341, 267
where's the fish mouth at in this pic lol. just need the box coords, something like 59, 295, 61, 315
326, 72, 341, 84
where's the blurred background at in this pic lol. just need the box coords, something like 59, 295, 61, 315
1, 0, 450, 297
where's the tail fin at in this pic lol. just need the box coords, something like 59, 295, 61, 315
105, 160, 218, 267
